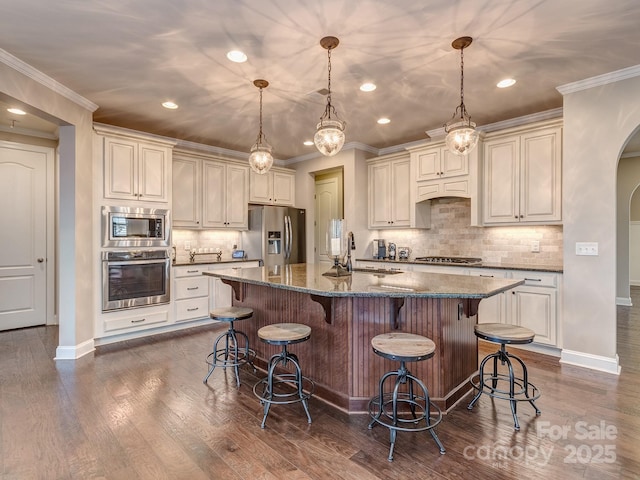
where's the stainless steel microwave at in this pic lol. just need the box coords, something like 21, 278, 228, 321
102, 206, 170, 247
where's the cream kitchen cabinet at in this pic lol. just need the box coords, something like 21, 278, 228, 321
368, 153, 411, 228
174, 265, 210, 322
249, 169, 295, 205
209, 261, 260, 310
508, 270, 559, 346
482, 121, 562, 225
413, 145, 469, 182
172, 151, 249, 229
96, 125, 174, 203
468, 268, 509, 324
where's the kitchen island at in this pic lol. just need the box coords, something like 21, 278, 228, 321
203, 263, 522, 413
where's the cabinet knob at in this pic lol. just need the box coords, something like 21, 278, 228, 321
37, 258, 44, 263
515, 216, 518, 219
520, 215, 524, 218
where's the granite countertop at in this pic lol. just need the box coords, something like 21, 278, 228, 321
172, 257, 261, 267
356, 258, 563, 273
202, 263, 522, 299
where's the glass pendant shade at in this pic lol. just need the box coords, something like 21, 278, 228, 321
445, 120, 479, 156
314, 119, 345, 157
249, 142, 274, 174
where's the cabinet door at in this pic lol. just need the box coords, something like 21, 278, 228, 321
441, 148, 469, 178
172, 156, 200, 227
249, 170, 272, 204
483, 137, 520, 224
510, 286, 557, 345
391, 159, 410, 226
416, 149, 441, 181
272, 171, 294, 205
469, 269, 508, 324
202, 161, 226, 227
520, 127, 562, 222
104, 136, 137, 200
138, 143, 169, 202
225, 164, 249, 229
369, 162, 392, 228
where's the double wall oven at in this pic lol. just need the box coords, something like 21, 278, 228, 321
101, 206, 171, 312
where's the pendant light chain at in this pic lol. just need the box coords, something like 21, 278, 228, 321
257, 86, 264, 144
459, 46, 465, 118
326, 47, 333, 119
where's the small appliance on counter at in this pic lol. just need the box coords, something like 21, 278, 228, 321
373, 239, 386, 259
398, 247, 411, 260
388, 243, 397, 261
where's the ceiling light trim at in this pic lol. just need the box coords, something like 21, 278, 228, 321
0, 48, 99, 112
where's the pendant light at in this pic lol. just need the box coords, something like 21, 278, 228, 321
444, 36, 479, 156
314, 36, 346, 157
248, 79, 274, 174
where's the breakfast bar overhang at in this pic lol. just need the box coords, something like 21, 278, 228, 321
203, 264, 522, 414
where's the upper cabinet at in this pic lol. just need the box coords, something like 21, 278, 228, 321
249, 168, 295, 205
482, 120, 562, 225
172, 151, 249, 229
96, 125, 175, 204
368, 153, 412, 228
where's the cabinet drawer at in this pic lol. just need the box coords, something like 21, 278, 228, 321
174, 266, 208, 278
175, 276, 209, 299
175, 297, 210, 322
104, 310, 169, 332
468, 268, 508, 279
509, 271, 557, 287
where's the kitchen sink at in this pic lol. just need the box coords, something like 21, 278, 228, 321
351, 268, 403, 275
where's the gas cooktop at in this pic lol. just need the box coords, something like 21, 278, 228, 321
414, 256, 482, 266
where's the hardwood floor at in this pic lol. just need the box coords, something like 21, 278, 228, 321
2, 295, 640, 479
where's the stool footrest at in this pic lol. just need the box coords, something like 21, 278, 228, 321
470, 372, 541, 403
205, 348, 256, 370
368, 392, 442, 433
253, 374, 315, 405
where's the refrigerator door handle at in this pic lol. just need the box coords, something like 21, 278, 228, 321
284, 215, 291, 259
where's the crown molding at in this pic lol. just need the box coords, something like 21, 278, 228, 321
1, 48, 99, 112
557, 64, 640, 95
0, 123, 58, 140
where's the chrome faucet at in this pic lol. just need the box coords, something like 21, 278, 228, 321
345, 231, 355, 273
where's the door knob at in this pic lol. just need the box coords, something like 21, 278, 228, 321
37, 258, 44, 263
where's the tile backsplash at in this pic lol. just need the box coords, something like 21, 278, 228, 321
377, 198, 563, 266
172, 229, 242, 263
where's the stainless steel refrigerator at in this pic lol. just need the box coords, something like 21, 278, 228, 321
243, 205, 306, 268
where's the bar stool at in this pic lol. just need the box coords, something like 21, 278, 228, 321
253, 323, 314, 429
367, 332, 445, 461
203, 306, 256, 388
467, 323, 541, 430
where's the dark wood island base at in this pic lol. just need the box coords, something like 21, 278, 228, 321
224, 280, 479, 413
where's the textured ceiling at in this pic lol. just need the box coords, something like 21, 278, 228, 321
2, 0, 640, 159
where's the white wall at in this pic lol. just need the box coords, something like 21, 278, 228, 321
0, 55, 97, 357
560, 73, 640, 373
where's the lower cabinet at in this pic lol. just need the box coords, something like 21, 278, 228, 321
468, 268, 509, 325
103, 308, 169, 334
174, 265, 210, 322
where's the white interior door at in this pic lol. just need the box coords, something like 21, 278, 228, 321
0, 142, 49, 330
314, 171, 343, 264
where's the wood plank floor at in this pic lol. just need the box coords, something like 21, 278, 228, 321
1, 294, 640, 479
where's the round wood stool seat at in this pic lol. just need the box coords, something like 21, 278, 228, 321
468, 322, 541, 430
210, 306, 254, 322
368, 332, 445, 461
203, 307, 255, 387
258, 323, 311, 345
254, 323, 313, 428
371, 332, 436, 361
474, 323, 535, 345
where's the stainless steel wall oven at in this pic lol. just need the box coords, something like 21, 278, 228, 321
102, 250, 170, 311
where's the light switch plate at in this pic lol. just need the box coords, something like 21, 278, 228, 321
576, 242, 598, 256
531, 240, 540, 253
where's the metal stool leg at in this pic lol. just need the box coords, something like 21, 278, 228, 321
508, 351, 542, 415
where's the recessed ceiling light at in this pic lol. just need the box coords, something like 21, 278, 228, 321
7, 108, 26, 115
226, 50, 248, 63
360, 82, 377, 92
377, 118, 391, 125
162, 101, 179, 109
303, 140, 314, 146
497, 78, 516, 88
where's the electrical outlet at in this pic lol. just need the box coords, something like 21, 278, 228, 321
184, 241, 191, 251
531, 240, 540, 253
576, 242, 598, 256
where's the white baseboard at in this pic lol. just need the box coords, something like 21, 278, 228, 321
616, 297, 632, 306
560, 349, 621, 375
55, 338, 95, 360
